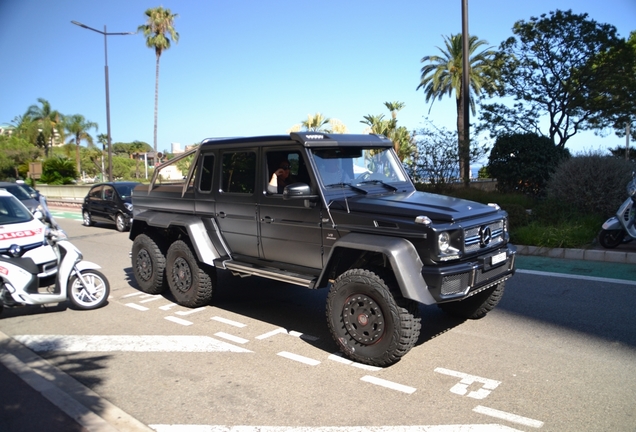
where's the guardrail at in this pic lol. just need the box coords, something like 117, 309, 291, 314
36, 185, 91, 201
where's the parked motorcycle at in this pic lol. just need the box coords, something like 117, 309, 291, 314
0, 190, 110, 315
598, 173, 636, 249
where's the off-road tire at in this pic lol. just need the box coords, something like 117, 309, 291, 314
68, 269, 110, 310
326, 268, 421, 367
83, 210, 95, 226
131, 234, 167, 294
438, 281, 506, 320
166, 240, 214, 308
115, 213, 127, 232
598, 229, 624, 249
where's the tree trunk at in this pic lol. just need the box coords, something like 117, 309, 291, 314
456, 85, 470, 187
76, 139, 81, 177
153, 53, 161, 154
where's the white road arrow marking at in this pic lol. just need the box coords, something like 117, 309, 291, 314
435, 367, 501, 399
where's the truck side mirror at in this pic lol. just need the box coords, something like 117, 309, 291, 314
283, 183, 318, 201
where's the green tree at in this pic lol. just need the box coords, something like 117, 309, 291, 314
0, 135, 41, 180
418, 34, 498, 184
479, 10, 629, 148
487, 133, 570, 196
64, 114, 98, 176
25, 98, 64, 156
139, 6, 179, 154
584, 31, 636, 140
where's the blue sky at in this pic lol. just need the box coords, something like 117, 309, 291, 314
1, 0, 634, 159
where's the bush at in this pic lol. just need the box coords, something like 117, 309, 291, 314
547, 153, 635, 218
40, 156, 77, 185
503, 204, 530, 230
488, 133, 570, 196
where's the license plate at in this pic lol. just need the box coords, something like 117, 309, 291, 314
491, 251, 506, 265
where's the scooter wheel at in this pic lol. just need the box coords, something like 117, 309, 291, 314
69, 270, 110, 310
598, 229, 625, 249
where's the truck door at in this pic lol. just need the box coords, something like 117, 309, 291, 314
214, 149, 260, 260
258, 148, 323, 271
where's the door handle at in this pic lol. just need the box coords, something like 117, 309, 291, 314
262, 216, 274, 223
218, 212, 226, 218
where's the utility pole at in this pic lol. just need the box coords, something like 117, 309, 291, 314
461, 0, 470, 186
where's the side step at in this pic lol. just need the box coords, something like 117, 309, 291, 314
219, 260, 317, 288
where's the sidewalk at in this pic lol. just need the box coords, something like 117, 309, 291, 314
0, 331, 153, 432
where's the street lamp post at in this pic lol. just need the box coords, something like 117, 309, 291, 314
71, 20, 135, 182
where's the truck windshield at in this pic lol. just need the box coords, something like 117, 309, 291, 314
312, 147, 407, 187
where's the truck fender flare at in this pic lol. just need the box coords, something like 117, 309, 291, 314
133, 211, 221, 266
325, 232, 436, 305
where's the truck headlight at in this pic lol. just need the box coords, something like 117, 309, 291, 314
438, 231, 450, 253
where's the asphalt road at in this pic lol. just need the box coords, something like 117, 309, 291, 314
1, 214, 635, 432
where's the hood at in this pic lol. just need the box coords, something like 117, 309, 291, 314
20, 198, 40, 212
0, 218, 46, 249
329, 190, 499, 223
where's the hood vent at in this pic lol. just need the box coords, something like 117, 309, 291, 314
374, 220, 398, 229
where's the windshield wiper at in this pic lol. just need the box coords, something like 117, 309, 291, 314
356, 180, 398, 191
325, 182, 368, 194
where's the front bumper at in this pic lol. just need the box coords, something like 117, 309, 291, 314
422, 244, 516, 303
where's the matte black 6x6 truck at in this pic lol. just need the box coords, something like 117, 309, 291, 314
129, 132, 516, 366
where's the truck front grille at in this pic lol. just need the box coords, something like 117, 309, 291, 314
464, 220, 505, 254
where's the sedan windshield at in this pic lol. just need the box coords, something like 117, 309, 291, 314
312, 147, 407, 187
114, 184, 137, 199
4, 184, 31, 200
0, 195, 34, 225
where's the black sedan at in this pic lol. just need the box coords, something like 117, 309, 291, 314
82, 182, 140, 232
0, 181, 42, 213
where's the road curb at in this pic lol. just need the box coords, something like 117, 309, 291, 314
0, 331, 153, 432
516, 244, 636, 264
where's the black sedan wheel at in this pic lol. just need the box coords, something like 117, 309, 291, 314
82, 210, 95, 226
115, 213, 127, 232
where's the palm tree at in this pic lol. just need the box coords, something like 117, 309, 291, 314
139, 7, 179, 154
25, 98, 64, 156
288, 114, 347, 134
64, 114, 98, 175
384, 101, 405, 122
361, 103, 414, 162
302, 113, 331, 132
417, 34, 498, 184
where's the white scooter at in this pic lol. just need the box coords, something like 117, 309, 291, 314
598, 173, 636, 249
0, 194, 110, 315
